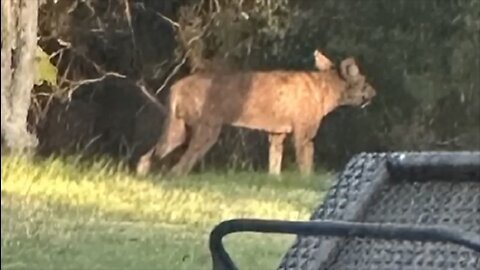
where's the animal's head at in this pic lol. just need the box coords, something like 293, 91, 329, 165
337, 58, 376, 108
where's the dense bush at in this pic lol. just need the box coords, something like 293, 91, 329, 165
33, 0, 479, 171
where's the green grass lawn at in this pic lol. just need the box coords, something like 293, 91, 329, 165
1, 155, 331, 270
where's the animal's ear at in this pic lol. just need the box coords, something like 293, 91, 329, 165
314, 50, 334, 71
340, 57, 360, 79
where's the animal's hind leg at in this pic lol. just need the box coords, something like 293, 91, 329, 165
169, 124, 221, 177
154, 117, 187, 160
268, 133, 286, 175
135, 117, 187, 176
136, 148, 155, 176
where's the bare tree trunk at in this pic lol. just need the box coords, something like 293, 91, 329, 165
1, 0, 39, 153
1, 0, 15, 146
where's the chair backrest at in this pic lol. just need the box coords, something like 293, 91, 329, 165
277, 151, 480, 270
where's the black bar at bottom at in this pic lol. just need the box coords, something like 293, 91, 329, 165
209, 219, 480, 270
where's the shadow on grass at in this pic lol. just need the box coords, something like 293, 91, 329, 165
27, 153, 334, 192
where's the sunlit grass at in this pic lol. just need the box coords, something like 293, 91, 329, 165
1, 155, 330, 270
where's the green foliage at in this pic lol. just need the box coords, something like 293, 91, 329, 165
34, 45, 57, 86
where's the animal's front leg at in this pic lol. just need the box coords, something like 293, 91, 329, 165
268, 133, 286, 175
294, 140, 314, 176
293, 123, 319, 176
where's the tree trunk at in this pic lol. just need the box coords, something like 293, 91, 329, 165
1, 0, 39, 153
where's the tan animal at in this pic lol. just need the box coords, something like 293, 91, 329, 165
136, 50, 376, 177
